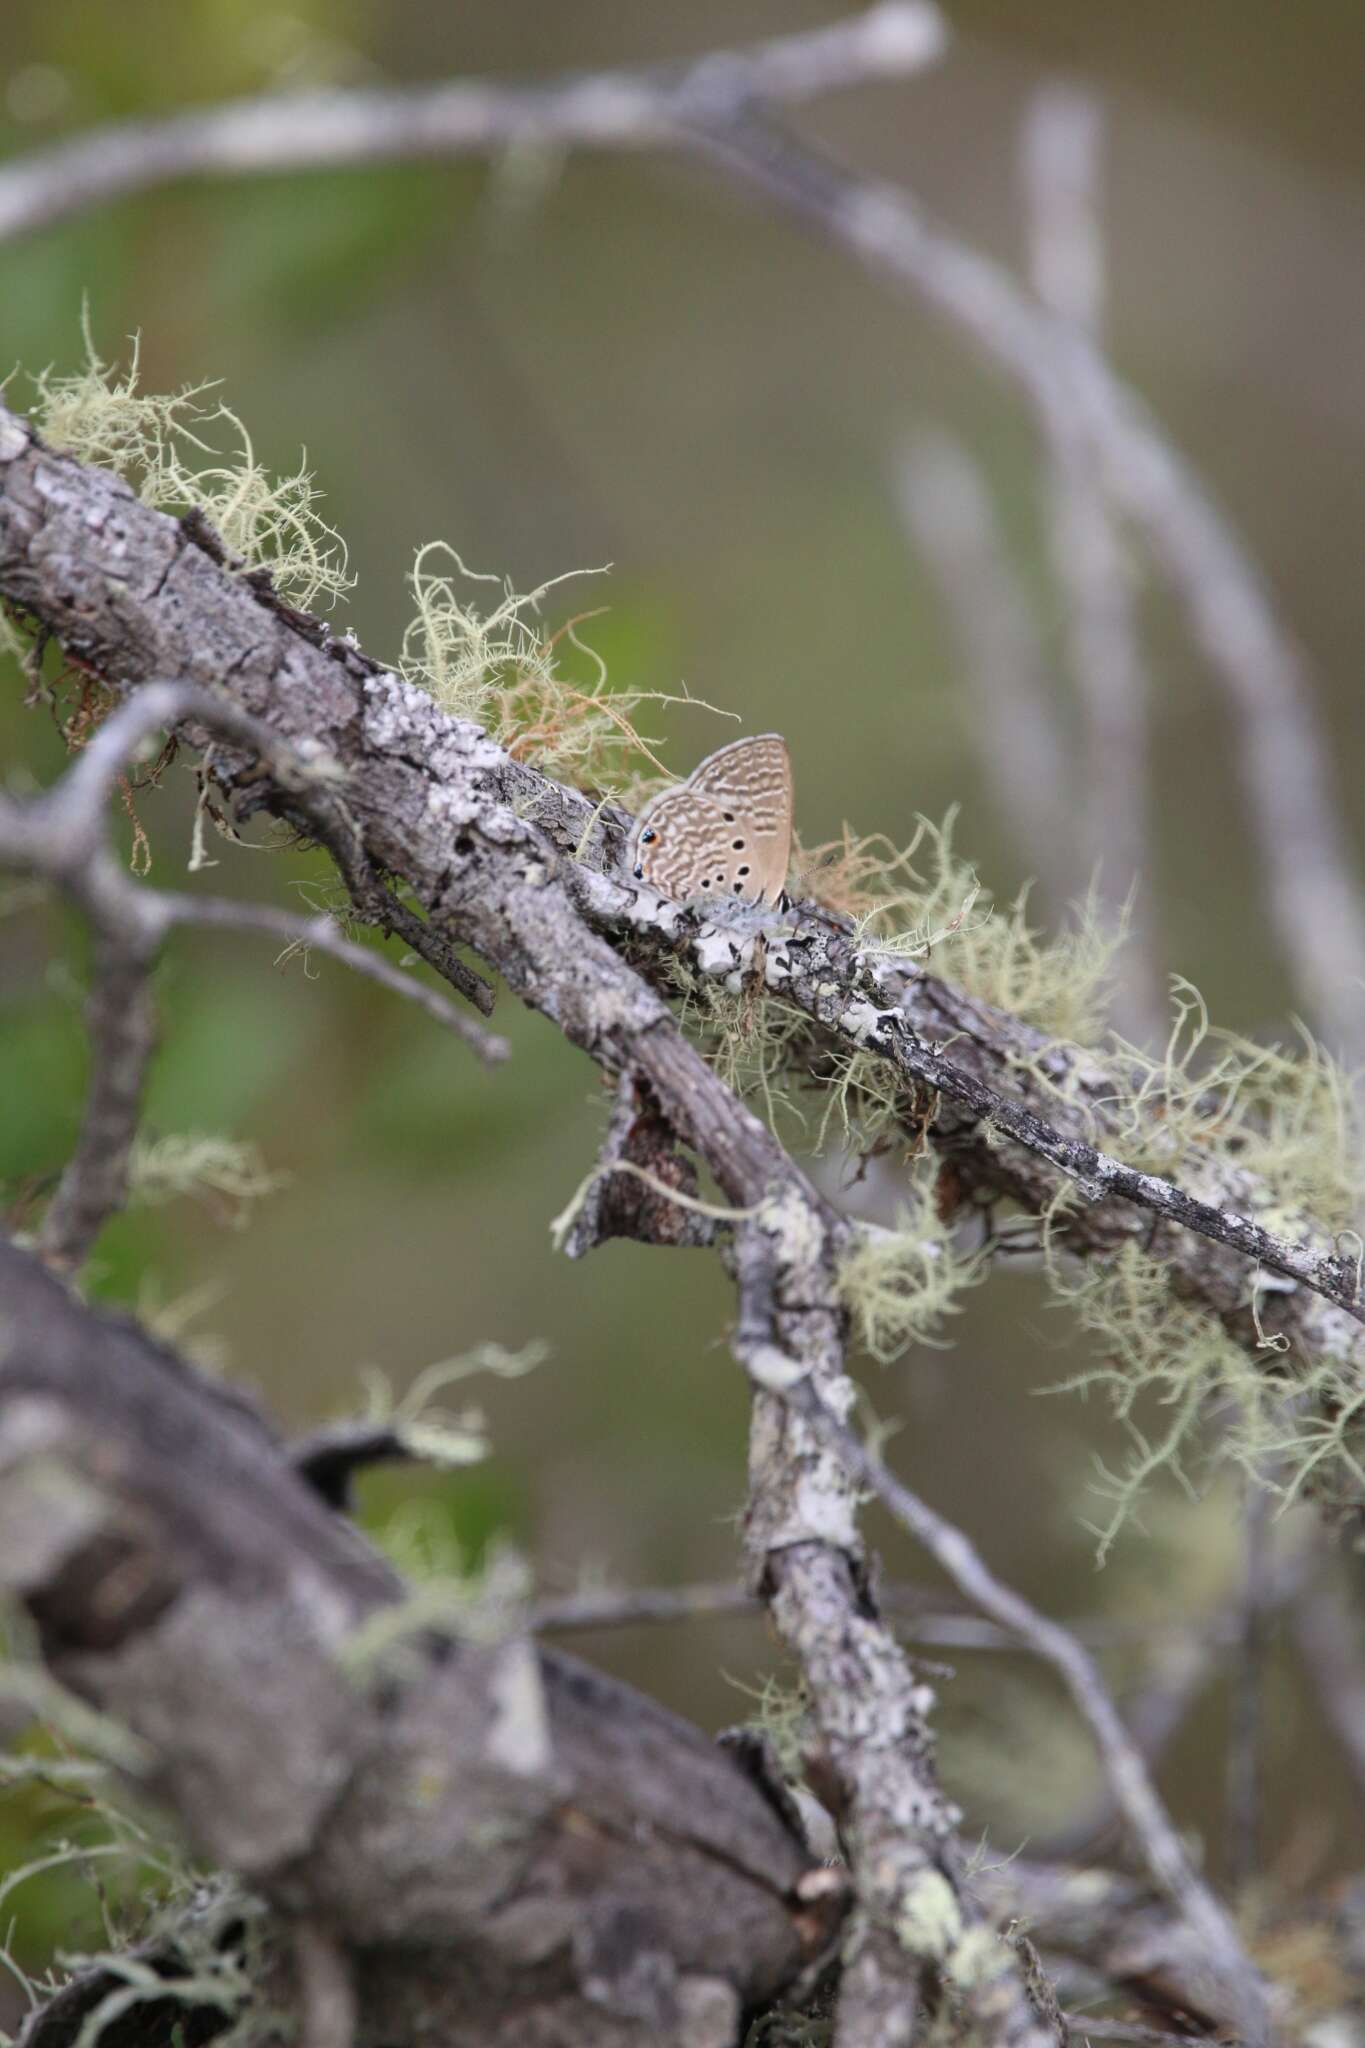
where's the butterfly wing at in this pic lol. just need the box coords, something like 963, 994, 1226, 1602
687, 735, 792, 904
629, 784, 735, 902
628, 734, 793, 906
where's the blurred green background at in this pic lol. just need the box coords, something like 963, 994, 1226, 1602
3, 0, 1365, 1986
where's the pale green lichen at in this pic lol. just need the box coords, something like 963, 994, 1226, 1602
725, 1671, 813, 1785
28, 313, 350, 609
1094, 981, 1364, 1230
399, 539, 724, 790
128, 1134, 288, 1223
677, 975, 811, 1138
1041, 1231, 1364, 1557
838, 811, 1121, 1046
895, 1868, 964, 1961
357, 1340, 545, 1475
838, 1176, 984, 1363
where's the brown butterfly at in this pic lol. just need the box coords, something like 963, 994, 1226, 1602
627, 735, 793, 906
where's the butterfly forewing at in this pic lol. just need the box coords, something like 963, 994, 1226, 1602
629, 734, 792, 906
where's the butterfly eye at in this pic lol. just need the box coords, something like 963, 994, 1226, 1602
641, 828, 656, 844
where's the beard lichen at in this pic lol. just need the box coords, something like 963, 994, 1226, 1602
838, 1173, 984, 1364
835, 811, 1121, 1048
399, 539, 733, 793
28, 313, 351, 610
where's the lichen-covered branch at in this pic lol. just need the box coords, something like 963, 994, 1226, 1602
5, 390, 1351, 2041
0, 403, 1068, 2044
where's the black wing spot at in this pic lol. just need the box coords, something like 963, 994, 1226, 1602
738, 864, 750, 878
732, 838, 745, 851
723, 812, 735, 823
701, 877, 711, 888
733, 880, 744, 893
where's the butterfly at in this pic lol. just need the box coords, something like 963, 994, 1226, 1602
627, 734, 793, 906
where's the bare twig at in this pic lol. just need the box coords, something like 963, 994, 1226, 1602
745, 1354, 1270, 2044
0, 681, 507, 1265
291, 1923, 356, 2048
532, 1579, 1243, 1655
35, 926, 159, 1268
1035, 1629, 1224, 1862
160, 896, 509, 1058
1289, 1562, 1365, 1805
0, 2, 946, 242
1065, 2019, 1208, 2047
893, 431, 1075, 914
689, 111, 1365, 1068
1022, 84, 1160, 1044
1226, 1479, 1272, 1889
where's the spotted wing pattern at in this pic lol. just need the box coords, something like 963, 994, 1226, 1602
628, 734, 792, 906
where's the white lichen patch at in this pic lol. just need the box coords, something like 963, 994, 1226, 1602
0, 412, 30, 461
484, 1639, 552, 1779
756, 1184, 829, 1278
841, 998, 896, 1044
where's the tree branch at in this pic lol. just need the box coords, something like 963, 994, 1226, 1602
0, 2, 945, 242
744, 1352, 1269, 2044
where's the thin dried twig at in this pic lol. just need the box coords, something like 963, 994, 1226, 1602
745, 1351, 1270, 2045
1289, 1562, 1365, 1805
1022, 84, 1160, 1043
893, 431, 1075, 914
1226, 1478, 1272, 1889
0, 3, 946, 241
690, 111, 1365, 1067
0, 682, 507, 1267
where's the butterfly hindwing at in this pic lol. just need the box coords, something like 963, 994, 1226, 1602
629, 734, 792, 906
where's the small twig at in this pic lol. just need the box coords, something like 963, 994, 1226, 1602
893, 431, 1075, 915
0, 2, 946, 241
158, 897, 509, 1061
1289, 1561, 1365, 1805
743, 1351, 1270, 2046
1064, 2019, 1208, 2047
291, 1922, 356, 2048
531, 1579, 1244, 1653
1022, 83, 1161, 1043
36, 927, 159, 1269
1226, 1478, 1272, 1890
0, 682, 508, 1267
